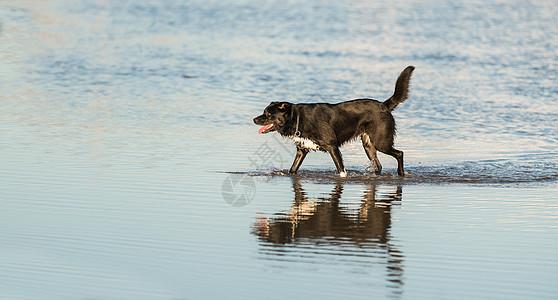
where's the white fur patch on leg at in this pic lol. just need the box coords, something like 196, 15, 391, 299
339, 171, 347, 178
290, 136, 320, 150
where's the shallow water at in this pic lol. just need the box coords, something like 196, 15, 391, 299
1, 0, 557, 299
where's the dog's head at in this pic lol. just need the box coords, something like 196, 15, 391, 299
253, 101, 292, 134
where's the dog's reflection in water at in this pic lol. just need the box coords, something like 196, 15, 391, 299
253, 177, 404, 288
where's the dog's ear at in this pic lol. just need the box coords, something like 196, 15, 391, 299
278, 102, 291, 111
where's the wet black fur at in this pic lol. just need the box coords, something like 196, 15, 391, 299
253, 66, 415, 176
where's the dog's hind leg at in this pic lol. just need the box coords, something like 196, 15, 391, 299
326, 146, 347, 177
361, 134, 382, 174
289, 147, 309, 174
378, 146, 404, 176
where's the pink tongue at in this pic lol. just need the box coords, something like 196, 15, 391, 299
259, 124, 274, 134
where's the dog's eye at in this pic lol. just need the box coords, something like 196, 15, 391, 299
266, 112, 271, 116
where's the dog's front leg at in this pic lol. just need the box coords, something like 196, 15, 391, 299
289, 147, 309, 174
327, 146, 347, 177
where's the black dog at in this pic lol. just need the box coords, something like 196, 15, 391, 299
253, 66, 415, 177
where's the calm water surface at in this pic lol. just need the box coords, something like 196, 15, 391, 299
1, 0, 557, 299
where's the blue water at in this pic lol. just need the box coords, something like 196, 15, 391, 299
1, 0, 557, 299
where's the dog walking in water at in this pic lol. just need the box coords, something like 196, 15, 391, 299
254, 66, 415, 177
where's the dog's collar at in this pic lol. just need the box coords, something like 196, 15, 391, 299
294, 114, 301, 137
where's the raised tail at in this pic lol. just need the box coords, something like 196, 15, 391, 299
383, 66, 415, 111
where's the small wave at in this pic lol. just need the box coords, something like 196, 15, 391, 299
231, 159, 558, 187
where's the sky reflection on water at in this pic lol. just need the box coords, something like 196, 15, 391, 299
1, 0, 557, 299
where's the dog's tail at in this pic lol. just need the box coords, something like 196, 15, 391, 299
383, 66, 415, 111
